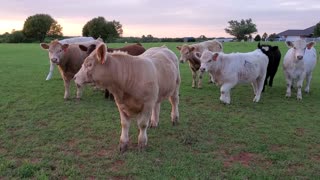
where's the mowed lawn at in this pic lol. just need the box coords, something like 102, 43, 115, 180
0, 41, 320, 179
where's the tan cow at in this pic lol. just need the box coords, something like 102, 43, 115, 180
40, 39, 103, 100
177, 40, 223, 88
74, 44, 180, 152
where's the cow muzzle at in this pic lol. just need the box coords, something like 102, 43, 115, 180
51, 58, 59, 64
297, 56, 303, 60
200, 67, 206, 73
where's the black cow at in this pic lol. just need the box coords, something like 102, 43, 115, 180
257, 42, 281, 92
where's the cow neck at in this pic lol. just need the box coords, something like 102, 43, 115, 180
101, 54, 133, 94
189, 52, 201, 65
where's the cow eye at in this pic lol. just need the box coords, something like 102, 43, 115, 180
208, 59, 212, 63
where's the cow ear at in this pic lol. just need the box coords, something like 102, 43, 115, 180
306, 41, 315, 49
194, 52, 201, 59
79, 45, 88, 52
257, 42, 262, 49
62, 44, 69, 52
285, 41, 294, 48
190, 47, 195, 52
176, 46, 181, 50
96, 43, 107, 64
40, 43, 49, 50
212, 53, 219, 61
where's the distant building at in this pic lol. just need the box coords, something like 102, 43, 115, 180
277, 25, 316, 41
214, 37, 234, 42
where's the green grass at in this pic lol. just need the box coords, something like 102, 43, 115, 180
0, 42, 320, 179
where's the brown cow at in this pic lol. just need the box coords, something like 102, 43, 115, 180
177, 40, 223, 88
74, 44, 180, 152
79, 43, 146, 100
107, 43, 146, 55
40, 39, 102, 100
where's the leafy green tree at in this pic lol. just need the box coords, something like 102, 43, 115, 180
22, 14, 55, 42
225, 18, 257, 41
112, 20, 123, 37
313, 22, 320, 37
268, 33, 277, 41
82, 17, 119, 42
47, 20, 63, 38
8, 30, 26, 43
262, 32, 268, 41
254, 34, 261, 41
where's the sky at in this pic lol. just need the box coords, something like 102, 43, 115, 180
0, 0, 319, 38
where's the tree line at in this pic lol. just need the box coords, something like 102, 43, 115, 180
1, 14, 319, 43
0, 14, 122, 43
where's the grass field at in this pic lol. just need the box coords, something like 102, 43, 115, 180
0, 41, 320, 179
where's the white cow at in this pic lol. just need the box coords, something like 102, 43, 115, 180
199, 49, 269, 104
45, 36, 95, 80
283, 40, 317, 100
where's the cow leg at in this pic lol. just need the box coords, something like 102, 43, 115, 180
253, 77, 265, 103
119, 110, 131, 153
269, 73, 275, 87
169, 90, 179, 126
220, 83, 235, 104
304, 73, 312, 93
191, 70, 197, 88
296, 78, 304, 100
150, 103, 161, 128
285, 74, 292, 98
63, 79, 71, 100
76, 83, 83, 100
198, 71, 203, 89
137, 111, 151, 151
46, 62, 55, 80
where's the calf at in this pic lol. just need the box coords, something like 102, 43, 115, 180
45, 36, 95, 80
283, 40, 317, 100
40, 39, 102, 100
74, 44, 180, 152
257, 43, 281, 91
199, 49, 269, 104
79, 43, 146, 100
177, 40, 223, 88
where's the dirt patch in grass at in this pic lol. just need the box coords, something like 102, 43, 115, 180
110, 160, 125, 172
223, 152, 255, 167
294, 128, 305, 137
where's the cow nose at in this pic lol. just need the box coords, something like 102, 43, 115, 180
200, 67, 206, 72
297, 56, 303, 60
51, 58, 58, 63
180, 59, 184, 63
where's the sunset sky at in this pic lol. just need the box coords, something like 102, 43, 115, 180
0, 0, 319, 38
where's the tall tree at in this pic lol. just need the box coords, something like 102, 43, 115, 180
22, 14, 55, 42
112, 20, 123, 37
262, 32, 268, 41
254, 34, 261, 41
225, 18, 257, 41
313, 22, 320, 37
82, 17, 119, 42
47, 20, 63, 38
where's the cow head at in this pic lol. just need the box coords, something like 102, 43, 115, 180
285, 40, 316, 60
74, 43, 107, 87
176, 45, 195, 63
40, 40, 69, 65
199, 50, 219, 73
79, 44, 97, 55
258, 42, 279, 59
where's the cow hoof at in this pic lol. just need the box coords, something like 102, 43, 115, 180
119, 143, 128, 154
297, 97, 302, 100
64, 98, 70, 101
172, 117, 179, 126
149, 122, 158, 128
172, 120, 179, 126
138, 143, 147, 152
